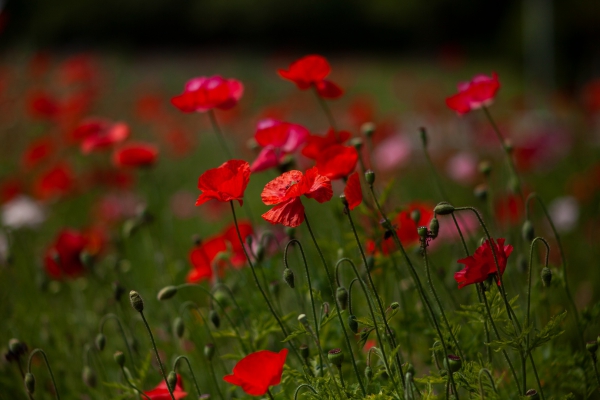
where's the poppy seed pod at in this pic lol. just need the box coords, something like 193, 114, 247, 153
113, 351, 125, 367
82, 365, 97, 388
129, 290, 144, 312
95, 333, 106, 351
429, 218, 439, 239
157, 285, 178, 301
283, 267, 295, 288
24, 372, 35, 394
444, 354, 462, 373
167, 371, 178, 391
209, 310, 220, 329
434, 202, 455, 216
522, 220, 535, 242
417, 226, 428, 239
361, 122, 376, 137
328, 348, 344, 367
340, 193, 349, 208
525, 389, 539, 399
541, 267, 552, 287
336, 287, 349, 310
365, 170, 375, 185
348, 315, 358, 334
173, 317, 185, 338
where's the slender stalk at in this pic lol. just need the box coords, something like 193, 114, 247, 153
173, 355, 203, 398
592, 356, 600, 393
207, 109, 233, 159
528, 352, 546, 400
99, 313, 136, 374
139, 311, 175, 400
119, 365, 150, 399
312, 85, 338, 133
294, 383, 318, 399
209, 361, 225, 400
478, 368, 497, 400
267, 389, 276, 400
212, 282, 251, 333
26, 349, 60, 399
526, 238, 550, 335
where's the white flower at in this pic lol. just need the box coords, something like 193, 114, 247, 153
1, 196, 45, 229
548, 196, 579, 233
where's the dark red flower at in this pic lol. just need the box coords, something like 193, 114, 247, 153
315, 144, 358, 180
27, 90, 61, 120
494, 194, 523, 228
446, 72, 500, 115
224, 349, 288, 396
344, 171, 362, 210
144, 374, 187, 399
261, 167, 332, 227
171, 76, 243, 113
393, 202, 434, 247
44, 228, 105, 279
113, 142, 158, 168
22, 137, 55, 170
195, 160, 250, 206
454, 238, 513, 289
34, 163, 75, 200
301, 128, 351, 160
81, 121, 129, 154
278, 55, 343, 99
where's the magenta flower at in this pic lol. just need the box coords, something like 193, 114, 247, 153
250, 119, 309, 172
446, 72, 500, 115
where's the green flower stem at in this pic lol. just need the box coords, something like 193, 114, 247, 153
212, 282, 252, 333
302, 214, 367, 396
345, 208, 406, 389
294, 383, 319, 399
208, 360, 225, 400
207, 109, 233, 159
337, 365, 346, 389
479, 284, 521, 394
26, 349, 60, 400
139, 311, 175, 400
312, 85, 338, 133
528, 352, 546, 400
119, 365, 151, 400
348, 278, 359, 315
173, 355, 203, 398
284, 239, 323, 374
99, 313, 136, 375
591, 355, 600, 393
229, 201, 303, 364
478, 368, 497, 400
404, 373, 416, 400
175, 284, 251, 353
267, 389, 276, 400
526, 192, 584, 350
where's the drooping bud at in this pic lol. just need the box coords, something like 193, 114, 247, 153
473, 184, 488, 201
361, 122, 376, 138
82, 365, 97, 388
285, 227, 295, 240
209, 310, 220, 329
167, 371, 178, 391
541, 267, 552, 287
328, 348, 344, 367
283, 268, 295, 289
173, 317, 185, 338
299, 344, 309, 359
364, 365, 373, 381
113, 351, 125, 367
525, 389, 539, 399
348, 315, 358, 334
365, 170, 375, 185
336, 287, 349, 310
129, 290, 144, 312
434, 202, 455, 216
204, 343, 215, 361
157, 286, 178, 301
522, 220, 535, 242
95, 333, 106, 351
429, 218, 439, 239
410, 209, 421, 225
444, 354, 462, 373
418, 127, 428, 148
24, 372, 35, 394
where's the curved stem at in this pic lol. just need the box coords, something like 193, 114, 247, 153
294, 383, 318, 399
99, 313, 136, 374
209, 361, 225, 400
27, 349, 60, 400
119, 365, 150, 399
478, 368, 497, 400
173, 355, 202, 398
139, 311, 175, 400
207, 109, 233, 159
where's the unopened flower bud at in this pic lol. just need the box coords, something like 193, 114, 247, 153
521, 220, 535, 242
299, 344, 309, 359
167, 371, 178, 391
80, 251, 93, 268
114, 351, 125, 367
283, 268, 295, 289
349, 137, 363, 150
209, 310, 220, 329
444, 354, 462, 373
434, 202, 455, 216
173, 317, 185, 338
95, 333, 106, 351
348, 315, 358, 334
365, 170, 375, 185
586, 340, 598, 354
298, 314, 309, 329
328, 348, 344, 367
390, 302, 400, 310
336, 287, 349, 310
285, 227, 295, 240
419, 127, 428, 148
322, 302, 330, 319
541, 267, 552, 287
366, 256, 375, 271
473, 184, 488, 201
429, 218, 439, 239
157, 286, 178, 301
365, 365, 373, 381
525, 389, 539, 399
8, 338, 26, 356
82, 365, 97, 388
204, 343, 215, 361
24, 372, 35, 394
129, 290, 144, 312
479, 161, 492, 176
361, 122, 376, 137
410, 209, 421, 225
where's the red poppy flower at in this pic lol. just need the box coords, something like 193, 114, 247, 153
251, 119, 309, 172
43, 228, 105, 279
144, 374, 187, 400
393, 202, 434, 246
195, 160, 250, 206
221, 221, 254, 268
315, 144, 358, 180
301, 129, 351, 160
446, 72, 500, 115
0, 178, 23, 204
278, 55, 344, 99
171, 76, 243, 113
261, 167, 332, 227
188, 235, 228, 283
223, 349, 288, 396
34, 163, 75, 200
27, 90, 61, 120
22, 137, 55, 170
494, 193, 523, 228
81, 121, 129, 154
113, 142, 158, 168
344, 171, 362, 210
454, 238, 513, 289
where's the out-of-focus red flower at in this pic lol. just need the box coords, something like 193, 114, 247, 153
29, 52, 51, 79
87, 168, 134, 190
171, 76, 243, 113
315, 144, 358, 180
22, 137, 55, 170
582, 79, 600, 115
0, 178, 23, 204
69, 118, 109, 144
344, 171, 362, 210
44, 228, 105, 279
278, 55, 343, 99
27, 90, 61, 120
446, 72, 500, 115
301, 128, 351, 160
113, 142, 158, 168
81, 121, 129, 154
224, 349, 288, 396
454, 238, 513, 289
394, 202, 434, 246
58, 54, 97, 86
195, 160, 250, 206
494, 194, 523, 227
144, 374, 187, 399
251, 119, 309, 172
135, 93, 164, 121
261, 167, 332, 227
221, 221, 253, 267
34, 163, 75, 200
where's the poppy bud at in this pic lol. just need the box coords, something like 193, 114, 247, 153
361, 122, 376, 138
299, 344, 309, 359
114, 351, 125, 367
434, 202, 455, 216
8, 338, 26, 356
366, 256, 375, 272
113, 281, 125, 302
328, 348, 344, 367
255, 244, 265, 263
365, 365, 373, 381
336, 287, 349, 310
173, 317, 185, 339
517, 254, 528, 273
479, 161, 492, 176
586, 341, 598, 354
80, 251, 93, 268
167, 371, 178, 391
417, 226, 428, 239
348, 315, 358, 334
525, 389, 539, 399
444, 354, 462, 373
129, 290, 144, 312
283, 268, 295, 288
429, 218, 439, 239
82, 365, 97, 388
365, 170, 375, 185
340, 193, 349, 208
390, 302, 400, 310
298, 314, 309, 329
473, 184, 488, 202
204, 343, 215, 361
95, 333, 106, 351
349, 137, 363, 150
322, 302, 330, 319
522, 220, 535, 242
410, 209, 421, 225
209, 310, 220, 329
157, 285, 178, 301
24, 372, 35, 394
541, 267, 552, 287
418, 127, 428, 148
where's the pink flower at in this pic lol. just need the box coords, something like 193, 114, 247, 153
446, 72, 500, 115
250, 119, 309, 172
171, 76, 243, 113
